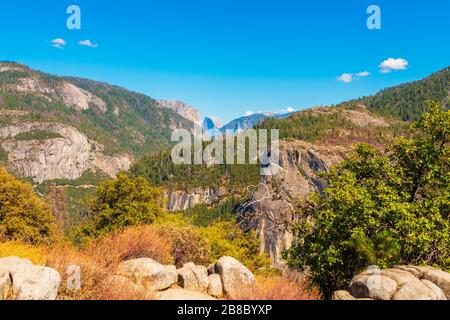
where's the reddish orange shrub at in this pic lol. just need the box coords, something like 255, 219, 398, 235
232, 272, 321, 300
82, 226, 174, 267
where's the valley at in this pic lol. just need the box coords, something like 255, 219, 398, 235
0, 62, 449, 300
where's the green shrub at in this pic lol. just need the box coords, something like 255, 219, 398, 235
13, 130, 64, 141
74, 173, 164, 239
285, 102, 450, 298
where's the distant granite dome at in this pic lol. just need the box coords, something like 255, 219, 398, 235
202, 116, 222, 137
221, 112, 293, 134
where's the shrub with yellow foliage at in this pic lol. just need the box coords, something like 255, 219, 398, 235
0, 167, 57, 244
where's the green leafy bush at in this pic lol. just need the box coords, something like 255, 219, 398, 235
285, 102, 450, 298
74, 173, 164, 239
13, 130, 64, 141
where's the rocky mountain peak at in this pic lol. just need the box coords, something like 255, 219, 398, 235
157, 99, 201, 124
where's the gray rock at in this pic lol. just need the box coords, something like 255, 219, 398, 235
214, 256, 257, 299
349, 273, 397, 300
177, 263, 209, 293
207, 274, 223, 297
421, 280, 447, 300
332, 290, 355, 300
416, 266, 450, 299
0, 256, 32, 273
207, 263, 216, 275
116, 258, 178, 292
341, 266, 449, 301
11, 265, 61, 300
0, 257, 61, 300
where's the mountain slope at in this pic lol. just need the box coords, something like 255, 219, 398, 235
0, 62, 194, 182
156, 99, 201, 124
220, 112, 292, 134
343, 66, 450, 120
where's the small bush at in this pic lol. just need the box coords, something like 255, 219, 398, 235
232, 273, 320, 300
153, 222, 211, 267
83, 226, 174, 266
73, 173, 164, 240
0, 167, 57, 244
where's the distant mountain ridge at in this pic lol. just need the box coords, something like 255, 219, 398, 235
0, 61, 194, 182
156, 99, 201, 124
220, 112, 292, 134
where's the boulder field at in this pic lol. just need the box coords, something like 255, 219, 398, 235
0, 255, 256, 300
333, 265, 450, 300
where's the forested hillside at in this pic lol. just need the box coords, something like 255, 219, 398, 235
343, 67, 450, 120
0, 62, 194, 158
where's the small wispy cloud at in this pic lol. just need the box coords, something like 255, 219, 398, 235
337, 71, 371, 83
49, 38, 66, 49
356, 71, 370, 77
337, 73, 354, 83
379, 58, 408, 73
78, 40, 98, 48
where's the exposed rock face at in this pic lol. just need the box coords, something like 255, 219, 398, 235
9, 72, 107, 113
57, 82, 107, 112
166, 188, 226, 212
157, 100, 201, 124
332, 290, 356, 300
116, 258, 178, 292
207, 274, 223, 297
214, 256, 257, 299
241, 141, 348, 266
0, 122, 131, 183
0, 256, 61, 300
334, 266, 449, 300
177, 263, 209, 293
107, 256, 256, 300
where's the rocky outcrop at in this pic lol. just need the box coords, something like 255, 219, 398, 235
111, 256, 256, 300
333, 266, 450, 300
165, 188, 226, 212
0, 122, 131, 183
116, 258, 178, 292
0, 255, 255, 300
157, 100, 201, 124
0, 256, 61, 300
213, 256, 257, 299
207, 274, 224, 297
240, 140, 348, 266
8, 70, 107, 113
177, 263, 209, 293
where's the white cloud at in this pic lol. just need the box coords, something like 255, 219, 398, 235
356, 71, 370, 77
49, 38, 66, 49
244, 111, 254, 116
379, 58, 408, 73
337, 71, 371, 83
78, 40, 98, 48
337, 73, 353, 83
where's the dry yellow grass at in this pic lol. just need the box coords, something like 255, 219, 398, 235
231, 271, 321, 300
1, 227, 320, 300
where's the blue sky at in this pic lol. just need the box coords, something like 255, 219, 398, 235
1, 0, 449, 123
